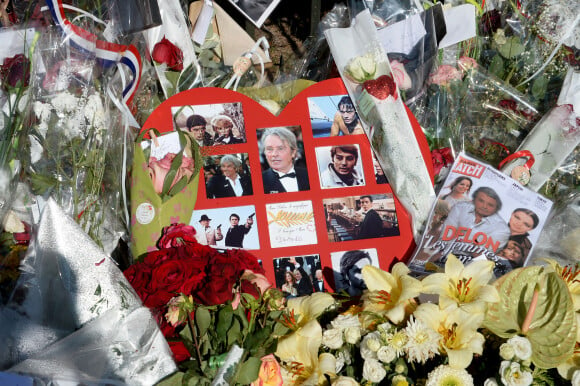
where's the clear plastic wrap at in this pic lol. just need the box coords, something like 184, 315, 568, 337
325, 10, 436, 240
0, 198, 176, 384
23, 27, 126, 253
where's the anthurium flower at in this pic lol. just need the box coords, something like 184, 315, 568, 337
275, 320, 336, 385
421, 254, 499, 315
361, 263, 422, 324
414, 303, 485, 369
286, 292, 336, 328
542, 258, 580, 311
344, 53, 377, 83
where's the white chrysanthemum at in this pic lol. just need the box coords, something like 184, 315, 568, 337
500, 361, 533, 386
323, 328, 344, 349
331, 314, 361, 330
404, 316, 441, 364
377, 345, 397, 363
426, 364, 474, 386
363, 359, 387, 383
506, 336, 532, 361
84, 94, 107, 129
384, 329, 409, 357
52, 91, 78, 114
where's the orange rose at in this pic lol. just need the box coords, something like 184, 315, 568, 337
251, 354, 283, 386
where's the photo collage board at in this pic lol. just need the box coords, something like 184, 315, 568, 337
140, 78, 433, 298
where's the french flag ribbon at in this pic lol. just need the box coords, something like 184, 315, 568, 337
45, 0, 141, 105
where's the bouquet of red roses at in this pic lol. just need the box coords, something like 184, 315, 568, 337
124, 223, 288, 385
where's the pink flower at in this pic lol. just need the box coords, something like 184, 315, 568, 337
148, 153, 195, 194
428, 65, 462, 86
251, 354, 283, 386
458, 56, 478, 72
390, 60, 412, 90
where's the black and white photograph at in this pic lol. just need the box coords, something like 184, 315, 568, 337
330, 248, 379, 297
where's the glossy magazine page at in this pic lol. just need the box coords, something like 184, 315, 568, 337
408, 152, 553, 278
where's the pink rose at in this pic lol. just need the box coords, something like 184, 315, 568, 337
148, 153, 194, 194
428, 65, 462, 86
251, 354, 283, 386
152, 37, 184, 71
389, 60, 412, 90
458, 56, 478, 72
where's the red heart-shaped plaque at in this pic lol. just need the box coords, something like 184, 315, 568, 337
140, 78, 432, 292
363, 74, 397, 100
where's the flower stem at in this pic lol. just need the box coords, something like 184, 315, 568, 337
187, 312, 204, 366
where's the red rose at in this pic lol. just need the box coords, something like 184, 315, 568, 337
168, 341, 191, 363
124, 262, 154, 301
431, 147, 454, 176
157, 223, 198, 249
196, 255, 241, 305
1, 54, 30, 89
152, 36, 184, 71
150, 259, 206, 294
227, 248, 265, 275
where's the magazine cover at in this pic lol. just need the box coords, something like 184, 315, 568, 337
408, 152, 553, 277
137, 78, 433, 294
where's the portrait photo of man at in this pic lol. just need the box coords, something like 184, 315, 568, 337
260, 126, 310, 194
185, 114, 213, 147
193, 214, 223, 246
317, 145, 365, 188
330, 96, 364, 136
440, 186, 510, 250
357, 195, 384, 240
225, 213, 254, 248
205, 154, 253, 199
331, 249, 378, 297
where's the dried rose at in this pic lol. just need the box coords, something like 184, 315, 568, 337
152, 37, 184, 71
428, 65, 462, 87
480, 9, 501, 35
1, 54, 30, 89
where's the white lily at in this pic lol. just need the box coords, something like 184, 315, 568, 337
421, 254, 499, 315
286, 292, 336, 328
414, 303, 485, 369
361, 263, 422, 324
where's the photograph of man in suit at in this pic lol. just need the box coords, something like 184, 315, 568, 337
261, 126, 310, 194
186, 114, 213, 147
357, 195, 384, 240
225, 213, 254, 248
206, 154, 253, 198
194, 214, 223, 246
312, 269, 325, 292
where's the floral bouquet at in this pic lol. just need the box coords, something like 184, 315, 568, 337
124, 223, 292, 385
325, 9, 436, 241
272, 254, 579, 385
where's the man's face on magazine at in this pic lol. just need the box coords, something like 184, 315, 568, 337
473, 192, 498, 217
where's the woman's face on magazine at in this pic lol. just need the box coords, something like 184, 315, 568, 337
453, 179, 471, 194
509, 211, 535, 235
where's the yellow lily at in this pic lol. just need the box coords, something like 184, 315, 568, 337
421, 254, 499, 315
286, 292, 336, 328
414, 303, 485, 369
275, 319, 336, 385
361, 263, 422, 324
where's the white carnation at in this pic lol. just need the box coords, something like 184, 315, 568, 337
507, 336, 532, 361
363, 359, 387, 383
484, 378, 499, 386
360, 332, 380, 360
323, 328, 344, 349
335, 349, 352, 373
331, 376, 359, 386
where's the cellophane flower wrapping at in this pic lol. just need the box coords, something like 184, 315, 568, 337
325, 9, 436, 241
0, 198, 176, 384
412, 57, 539, 172
22, 27, 128, 254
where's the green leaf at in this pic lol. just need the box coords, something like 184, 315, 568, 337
196, 306, 212, 337
531, 75, 549, 100
236, 357, 262, 385
498, 36, 525, 59
484, 266, 576, 368
227, 317, 242, 347
217, 305, 234, 337
488, 54, 505, 78
156, 371, 184, 386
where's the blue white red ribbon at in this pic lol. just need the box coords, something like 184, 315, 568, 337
45, 0, 141, 105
